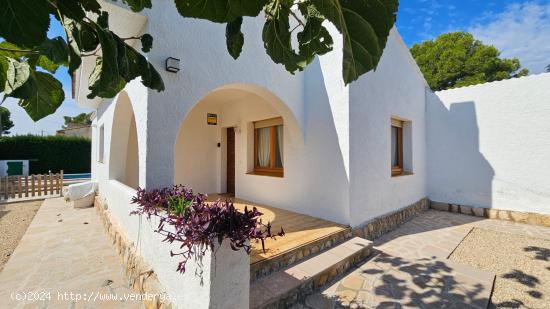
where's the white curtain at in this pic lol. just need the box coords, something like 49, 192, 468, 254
257, 128, 271, 167
277, 125, 283, 166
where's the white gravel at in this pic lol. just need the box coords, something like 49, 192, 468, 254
449, 227, 550, 308
0, 200, 42, 272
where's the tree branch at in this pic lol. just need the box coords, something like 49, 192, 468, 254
0, 47, 39, 54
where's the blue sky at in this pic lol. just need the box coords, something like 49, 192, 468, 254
3, 0, 550, 135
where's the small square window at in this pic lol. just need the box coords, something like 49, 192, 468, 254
98, 125, 105, 163
391, 117, 412, 177
391, 119, 403, 176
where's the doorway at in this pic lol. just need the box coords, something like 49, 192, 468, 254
226, 127, 235, 195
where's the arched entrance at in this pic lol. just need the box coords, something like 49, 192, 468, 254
173, 83, 302, 195
109, 92, 139, 188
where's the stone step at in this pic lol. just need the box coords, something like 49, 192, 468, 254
250, 237, 373, 309
251, 227, 353, 282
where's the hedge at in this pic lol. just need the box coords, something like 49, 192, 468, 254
0, 135, 91, 174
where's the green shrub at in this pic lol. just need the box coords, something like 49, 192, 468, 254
0, 135, 91, 174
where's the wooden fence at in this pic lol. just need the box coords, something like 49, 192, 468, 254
0, 171, 64, 200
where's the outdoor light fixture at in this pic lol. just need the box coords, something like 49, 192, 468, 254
165, 57, 180, 73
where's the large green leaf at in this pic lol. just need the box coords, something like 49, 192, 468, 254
0, 0, 52, 48
175, 0, 268, 23
87, 27, 123, 98
226, 17, 244, 59
18, 72, 64, 121
262, 1, 303, 73
62, 19, 83, 75
56, 0, 86, 20
0, 56, 31, 95
297, 13, 333, 65
310, 0, 398, 84
0, 57, 7, 92
34, 37, 69, 73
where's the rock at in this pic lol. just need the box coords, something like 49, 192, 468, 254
460, 205, 473, 215
472, 207, 485, 217
487, 209, 499, 219
509, 211, 529, 223
540, 214, 550, 227
431, 201, 450, 212
451, 204, 460, 213
498, 210, 511, 221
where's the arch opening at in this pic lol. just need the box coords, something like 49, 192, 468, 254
109, 92, 139, 188
173, 83, 302, 196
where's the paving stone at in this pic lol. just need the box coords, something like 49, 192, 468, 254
0, 198, 142, 308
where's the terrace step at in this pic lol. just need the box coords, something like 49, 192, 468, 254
250, 237, 373, 309
251, 227, 353, 282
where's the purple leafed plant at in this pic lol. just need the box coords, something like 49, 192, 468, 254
131, 185, 284, 273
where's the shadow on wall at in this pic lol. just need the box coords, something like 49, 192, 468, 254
427, 96, 495, 208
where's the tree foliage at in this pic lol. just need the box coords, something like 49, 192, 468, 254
0, 106, 14, 135
410, 32, 529, 91
63, 112, 92, 128
0, 0, 398, 121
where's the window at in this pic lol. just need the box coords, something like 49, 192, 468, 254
391, 118, 404, 176
98, 125, 105, 163
253, 117, 283, 177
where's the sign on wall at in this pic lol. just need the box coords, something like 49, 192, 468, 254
207, 113, 217, 125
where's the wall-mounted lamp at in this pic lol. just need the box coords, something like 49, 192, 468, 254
165, 57, 180, 73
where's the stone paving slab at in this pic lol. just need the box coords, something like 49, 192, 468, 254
0, 198, 142, 308
307, 251, 494, 309
301, 209, 550, 308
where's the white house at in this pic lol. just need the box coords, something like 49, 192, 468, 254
75, 2, 550, 308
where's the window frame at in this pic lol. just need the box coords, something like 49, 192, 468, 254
391, 118, 404, 176
253, 117, 283, 177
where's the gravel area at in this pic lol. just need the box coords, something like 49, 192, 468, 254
449, 227, 550, 308
0, 200, 42, 272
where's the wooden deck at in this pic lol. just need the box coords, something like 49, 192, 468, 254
207, 194, 349, 265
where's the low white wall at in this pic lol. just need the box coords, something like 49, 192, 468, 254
427, 73, 550, 214
103, 180, 249, 309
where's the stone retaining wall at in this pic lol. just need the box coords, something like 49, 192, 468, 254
353, 198, 430, 240
94, 196, 173, 309
430, 201, 550, 227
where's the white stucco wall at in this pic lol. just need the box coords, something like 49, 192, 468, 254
102, 181, 249, 309
88, 3, 431, 227
428, 73, 550, 214
348, 29, 429, 227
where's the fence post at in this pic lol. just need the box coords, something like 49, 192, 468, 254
18, 176, 22, 198
10, 177, 15, 198
37, 175, 42, 196
55, 173, 60, 194
60, 170, 64, 191
49, 172, 54, 195
1, 177, 5, 200
43, 175, 47, 196
25, 176, 29, 197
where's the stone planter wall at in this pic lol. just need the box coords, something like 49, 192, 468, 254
94, 196, 172, 309
430, 201, 550, 227
353, 198, 430, 240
